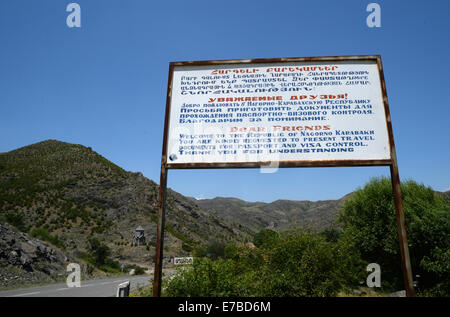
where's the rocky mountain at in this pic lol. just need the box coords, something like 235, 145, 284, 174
193, 195, 348, 233
0, 140, 252, 274
195, 189, 449, 234
437, 190, 450, 201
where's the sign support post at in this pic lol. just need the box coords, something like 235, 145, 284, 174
153, 64, 173, 297
153, 164, 167, 297
390, 161, 415, 297
379, 57, 416, 296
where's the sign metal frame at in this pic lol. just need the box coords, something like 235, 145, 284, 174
152, 55, 415, 297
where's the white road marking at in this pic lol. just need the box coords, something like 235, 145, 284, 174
8, 291, 40, 297
80, 284, 94, 288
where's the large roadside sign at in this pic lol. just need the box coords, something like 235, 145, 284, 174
164, 56, 393, 169
153, 56, 415, 298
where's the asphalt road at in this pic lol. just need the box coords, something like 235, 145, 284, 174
0, 275, 152, 297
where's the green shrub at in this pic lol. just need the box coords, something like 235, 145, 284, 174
2, 212, 27, 232
253, 229, 279, 248
164, 257, 258, 297
181, 242, 193, 253
420, 247, 450, 296
124, 264, 146, 275
193, 241, 227, 260
320, 228, 341, 243
30, 227, 65, 249
87, 238, 111, 266
86, 263, 95, 275
224, 243, 239, 260
164, 231, 362, 297
134, 266, 146, 275
205, 241, 226, 260
258, 230, 362, 297
339, 177, 450, 295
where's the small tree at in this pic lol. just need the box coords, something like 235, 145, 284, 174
253, 229, 279, 248
224, 243, 239, 260
88, 238, 110, 266
320, 228, 341, 243
206, 241, 226, 260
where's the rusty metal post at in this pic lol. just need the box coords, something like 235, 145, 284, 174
390, 159, 416, 297
153, 165, 167, 297
377, 55, 415, 297
153, 63, 174, 297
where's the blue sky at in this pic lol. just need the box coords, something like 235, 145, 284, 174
0, 0, 449, 202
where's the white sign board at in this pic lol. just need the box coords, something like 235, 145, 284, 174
173, 257, 194, 266
165, 58, 392, 166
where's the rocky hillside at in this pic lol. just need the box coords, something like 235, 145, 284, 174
437, 190, 450, 201
194, 195, 349, 233
0, 140, 252, 270
0, 222, 69, 289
